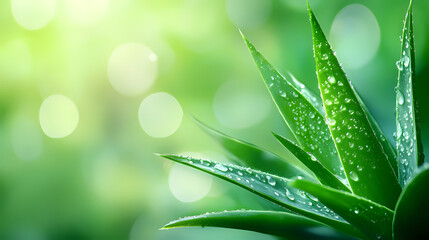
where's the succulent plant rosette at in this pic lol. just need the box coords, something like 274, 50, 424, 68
159, 1, 428, 239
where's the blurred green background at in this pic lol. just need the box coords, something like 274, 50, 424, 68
1, 0, 428, 239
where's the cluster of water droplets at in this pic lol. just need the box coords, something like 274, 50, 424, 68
395, 32, 416, 186
313, 40, 391, 185
266, 70, 344, 179
172, 155, 344, 221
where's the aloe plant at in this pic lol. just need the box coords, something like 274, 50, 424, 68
159, 1, 428, 239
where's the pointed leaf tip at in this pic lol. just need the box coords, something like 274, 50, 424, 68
308, 4, 401, 208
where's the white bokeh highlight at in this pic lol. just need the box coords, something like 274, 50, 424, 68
329, 4, 381, 70
66, 0, 109, 25
39, 95, 79, 138
138, 92, 183, 138
11, 0, 56, 30
169, 162, 213, 203
226, 0, 272, 29
214, 81, 271, 129
108, 43, 158, 96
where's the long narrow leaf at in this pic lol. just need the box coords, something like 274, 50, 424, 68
163, 210, 357, 240
192, 117, 313, 178
307, 2, 401, 209
291, 179, 394, 240
160, 154, 363, 238
355, 92, 398, 176
395, 0, 424, 187
242, 33, 345, 180
393, 165, 429, 240
287, 73, 325, 115
273, 133, 350, 192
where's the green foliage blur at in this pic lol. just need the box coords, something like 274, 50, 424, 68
0, 0, 428, 239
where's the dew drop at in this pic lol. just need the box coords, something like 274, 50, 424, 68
326, 118, 336, 126
349, 171, 359, 181
354, 209, 359, 214
403, 56, 410, 67
267, 176, 276, 186
285, 189, 295, 201
396, 60, 403, 71
396, 121, 403, 139
397, 90, 404, 105
328, 76, 336, 84
321, 53, 328, 60
214, 163, 228, 172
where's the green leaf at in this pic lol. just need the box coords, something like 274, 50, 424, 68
307, 2, 401, 209
287, 73, 325, 115
241, 33, 345, 180
273, 133, 350, 192
355, 92, 398, 177
291, 179, 394, 240
163, 210, 357, 240
393, 165, 429, 240
160, 154, 363, 238
192, 117, 312, 179
395, 0, 424, 187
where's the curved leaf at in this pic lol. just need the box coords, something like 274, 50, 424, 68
160, 154, 363, 238
291, 179, 394, 240
192, 117, 312, 178
393, 165, 429, 240
307, 3, 401, 209
273, 133, 350, 192
287, 73, 325, 115
163, 210, 357, 240
242, 33, 345, 180
355, 92, 398, 176
395, 0, 424, 187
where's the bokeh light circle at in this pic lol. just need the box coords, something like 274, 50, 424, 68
66, 0, 109, 25
169, 163, 213, 202
213, 81, 271, 129
226, 0, 272, 29
138, 92, 183, 138
329, 4, 381, 70
39, 95, 79, 138
11, 0, 56, 30
108, 43, 158, 96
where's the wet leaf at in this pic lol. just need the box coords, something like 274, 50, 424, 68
291, 179, 394, 240
355, 92, 398, 176
242, 33, 344, 180
192, 117, 312, 178
287, 73, 325, 115
162, 210, 358, 240
307, 2, 401, 209
395, 1, 424, 187
160, 154, 363, 237
393, 165, 429, 240
273, 133, 350, 192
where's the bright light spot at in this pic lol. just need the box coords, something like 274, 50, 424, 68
214, 81, 271, 129
66, 0, 109, 25
11, 0, 56, 30
39, 95, 79, 138
138, 92, 183, 138
226, 0, 272, 29
108, 43, 158, 96
169, 163, 212, 202
11, 116, 43, 161
329, 4, 380, 70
